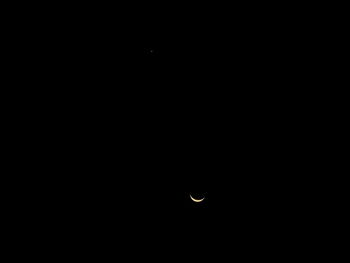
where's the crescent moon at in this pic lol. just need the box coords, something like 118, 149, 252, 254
190, 195, 205, 202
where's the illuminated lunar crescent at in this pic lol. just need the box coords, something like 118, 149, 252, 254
190, 194, 205, 202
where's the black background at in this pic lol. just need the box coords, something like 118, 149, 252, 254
8, 3, 319, 259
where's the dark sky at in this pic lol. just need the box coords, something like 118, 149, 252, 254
48, 6, 306, 248
10, 4, 315, 260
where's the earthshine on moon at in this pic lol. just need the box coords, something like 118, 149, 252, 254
190, 194, 205, 203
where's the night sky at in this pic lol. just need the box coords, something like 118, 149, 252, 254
29, 16, 299, 231
5, 3, 319, 261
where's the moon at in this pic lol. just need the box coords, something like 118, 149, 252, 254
190, 194, 205, 202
